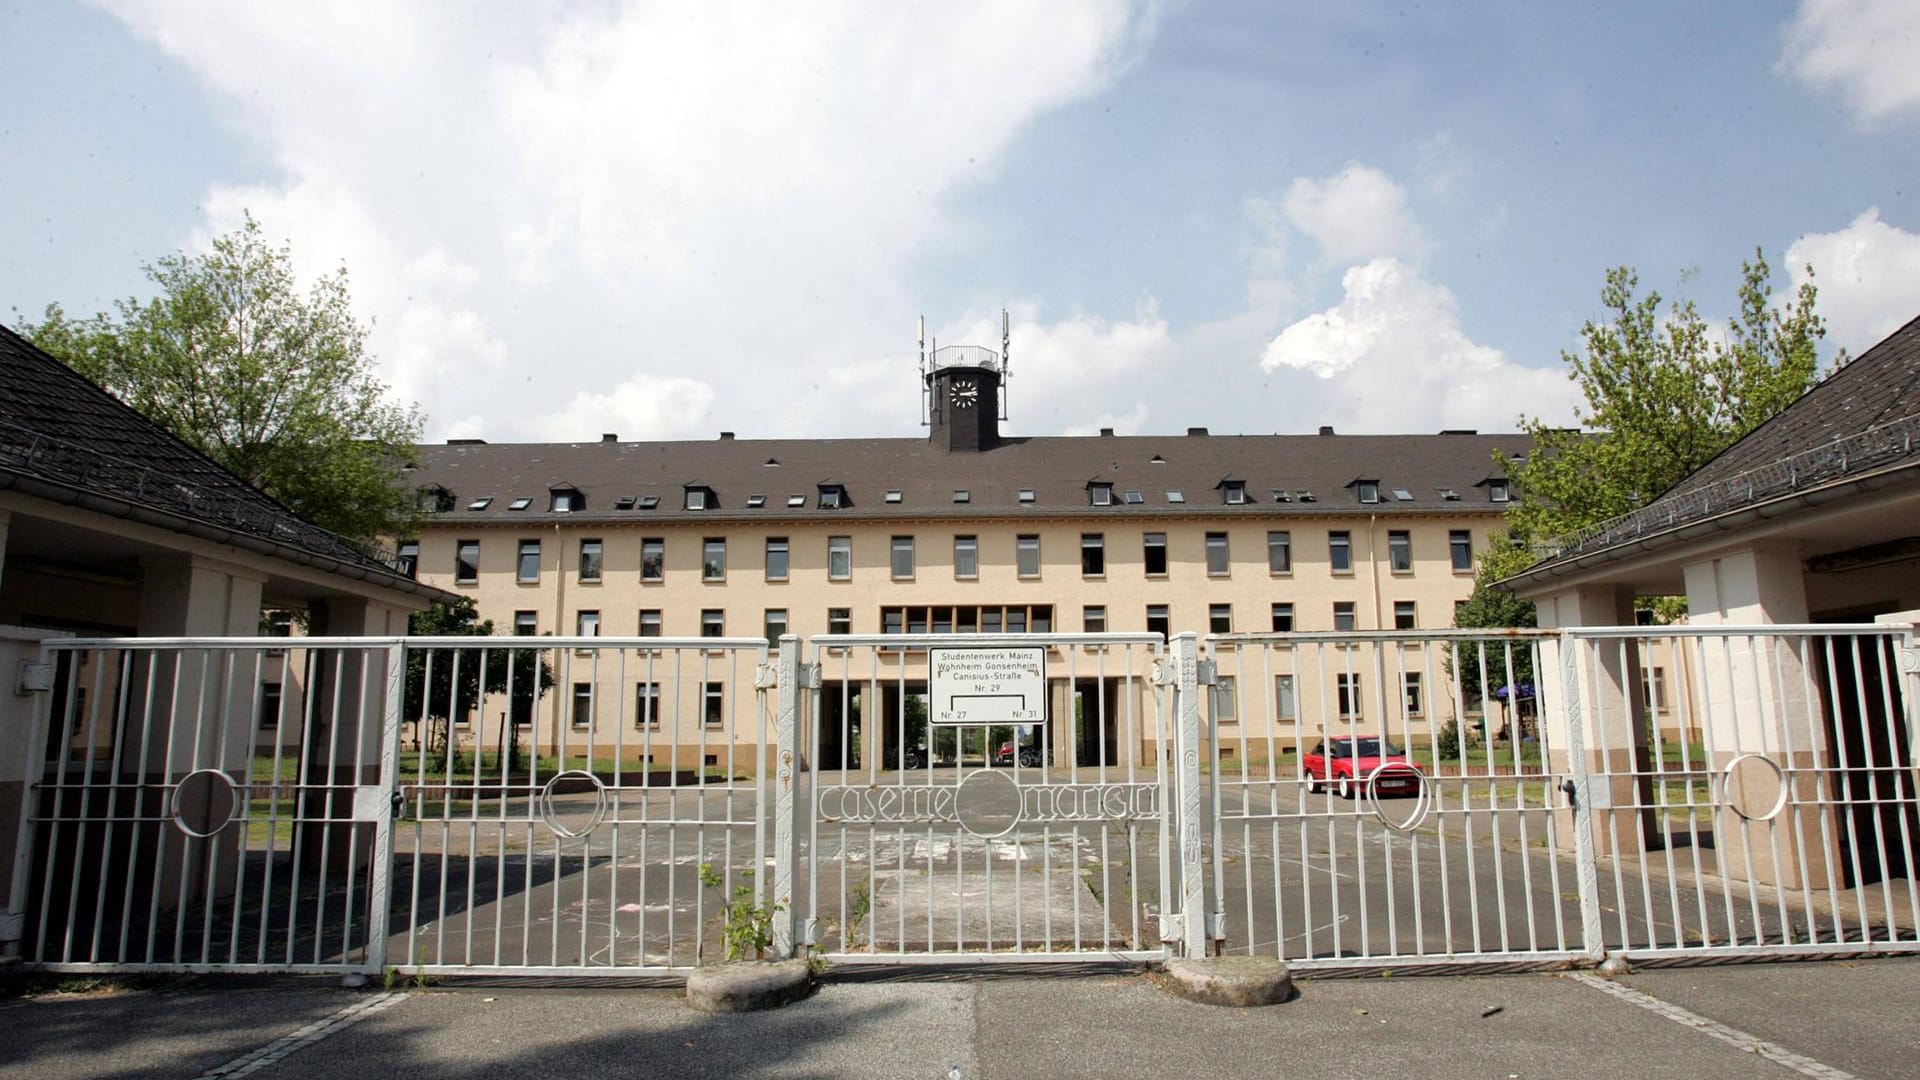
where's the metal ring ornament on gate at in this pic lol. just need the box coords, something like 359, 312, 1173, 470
539, 770, 609, 837
1720, 752, 1790, 823
1364, 761, 1432, 833
170, 768, 241, 838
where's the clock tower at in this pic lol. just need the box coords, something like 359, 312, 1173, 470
922, 315, 1008, 453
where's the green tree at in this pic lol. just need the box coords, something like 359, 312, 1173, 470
1451, 534, 1539, 722
404, 597, 553, 773
20, 214, 422, 544
1507, 249, 1831, 546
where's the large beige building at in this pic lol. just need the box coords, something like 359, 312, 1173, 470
401, 346, 1530, 767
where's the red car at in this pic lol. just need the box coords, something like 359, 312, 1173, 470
1302, 737, 1421, 799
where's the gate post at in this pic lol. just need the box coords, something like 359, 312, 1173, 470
772, 635, 801, 959
363, 640, 404, 976
1171, 633, 1208, 959
2, 640, 58, 960
1558, 633, 1607, 962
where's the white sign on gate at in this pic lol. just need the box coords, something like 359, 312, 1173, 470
929, 646, 1045, 725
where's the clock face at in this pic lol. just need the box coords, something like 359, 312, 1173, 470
950, 378, 978, 409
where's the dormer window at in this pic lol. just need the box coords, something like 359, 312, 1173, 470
1219, 480, 1248, 505
467, 497, 493, 511
684, 486, 713, 511
508, 497, 533, 511
418, 486, 455, 513
549, 487, 581, 513
1088, 482, 1114, 507
818, 484, 847, 509
1356, 481, 1380, 504
1480, 478, 1511, 503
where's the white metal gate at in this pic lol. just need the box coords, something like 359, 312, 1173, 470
797, 632, 1197, 963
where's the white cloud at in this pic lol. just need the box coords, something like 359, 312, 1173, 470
1785, 207, 1920, 352
95, 1, 1154, 440
1281, 163, 1427, 265
1781, 0, 1920, 126
1259, 257, 1578, 432
935, 300, 1172, 435
526, 375, 718, 443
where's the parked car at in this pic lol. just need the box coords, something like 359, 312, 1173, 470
1302, 737, 1420, 799
993, 741, 1043, 768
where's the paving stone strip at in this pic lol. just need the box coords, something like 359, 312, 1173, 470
191, 991, 410, 1079
1568, 973, 1860, 1080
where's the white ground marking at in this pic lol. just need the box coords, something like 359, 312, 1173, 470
1569, 973, 1860, 1080
193, 991, 409, 1079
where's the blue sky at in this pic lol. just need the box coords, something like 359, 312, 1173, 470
4, 1, 1918, 444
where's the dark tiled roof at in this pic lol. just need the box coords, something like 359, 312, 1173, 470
407, 430, 1529, 525
1522, 312, 1920, 570
0, 324, 414, 581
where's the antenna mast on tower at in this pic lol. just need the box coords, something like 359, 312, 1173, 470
999, 308, 1011, 423
917, 315, 928, 428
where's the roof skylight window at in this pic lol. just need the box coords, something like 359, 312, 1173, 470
508, 497, 532, 511
1271, 489, 1291, 503
468, 497, 494, 511
1124, 490, 1144, 504
1295, 489, 1316, 502
786, 494, 806, 507
746, 494, 767, 508
1439, 488, 1460, 501
1017, 488, 1036, 503
639, 495, 660, 509
614, 496, 637, 510
1166, 491, 1185, 504
884, 490, 903, 504
1392, 488, 1414, 501
953, 490, 970, 503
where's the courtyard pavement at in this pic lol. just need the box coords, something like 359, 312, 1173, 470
4, 955, 1917, 1079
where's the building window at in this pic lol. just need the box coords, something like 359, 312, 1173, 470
765, 537, 789, 582
517, 539, 541, 583
954, 535, 978, 579
1334, 602, 1356, 632
1030, 605, 1052, 633
1222, 481, 1247, 505
1644, 667, 1668, 711
1084, 605, 1107, 633
551, 488, 579, 513
891, 536, 915, 579
635, 682, 660, 727
1358, 481, 1380, 504
1205, 532, 1229, 576
703, 681, 725, 727
397, 541, 419, 579
571, 683, 594, 728
956, 607, 978, 632
1450, 530, 1473, 572
639, 610, 661, 637
701, 609, 724, 637
1089, 483, 1114, 506
1212, 675, 1237, 721
818, 485, 845, 509
580, 539, 603, 582
1388, 530, 1411, 573
1336, 673, 1362, 719
1489, 480, 1510, 503
764, 608, 788, 646
883, 609, 904, 635
703, 538, 727, 581
1267, 531, 1291, 574
828, 536, 852, 581
1143, 532, 1167, 576
642, 538, 665, 582
1146, 604, 1170, 641
577, 610, 600, 638
1081, 533, 1105, 576
258, 681, 283, 728
1271, 603, 1294, 632
1329, 531, 1352, 574
1017, 488, 1036, 504
514, 610, 537, 636
1394, 601, 1416, 630
456, 540, 480, 583
1017, 535, 1041, 578
1404, 673, 1424, 717
685, 487, 708, 511
828, 607, 851, 636
1209, 604, 1233, 634
1274, 675, 1297, 722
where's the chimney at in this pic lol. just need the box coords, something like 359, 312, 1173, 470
719, 432, 735, 441
1318, 425, 1335, 436
1099, 427, 1115, 437
601, 433, 618, 443
1186, 427, 1209, 437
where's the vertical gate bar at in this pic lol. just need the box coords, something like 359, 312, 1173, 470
64, 647, 110, 964
1898, 628, 1920, 940
1172, 633, 1207, 959
1645, 631, 1686, 948
1776, 636, 1820, 944
90, 651, 136, 963
224, 650, 264, 965
1562, 633, 1606, 961
127, 654, 164, 963
1620, 635, 1657, 953
1532, 638, 1566, 952
773, 635, 800, 959
3, 643, 58, 963
1672, 636, 1714, 944
366, 641, 403, 976
1152, 643, 1172, 956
